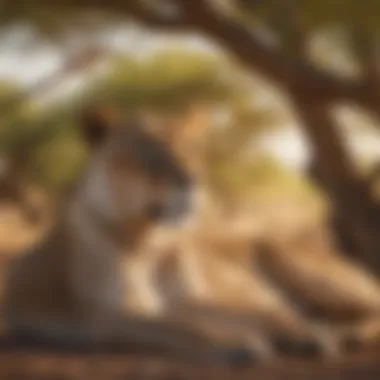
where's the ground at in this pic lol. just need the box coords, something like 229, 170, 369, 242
0, 202, 380, 379
0, 347, 380, 380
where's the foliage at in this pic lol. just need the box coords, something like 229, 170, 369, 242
2, 0, 357, 202
0, 48, 290, 197
85, 50, 231, 110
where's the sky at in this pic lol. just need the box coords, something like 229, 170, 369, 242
1, 24, 380, 172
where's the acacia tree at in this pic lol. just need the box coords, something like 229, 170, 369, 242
2, 0, 380, 269
109, 1, 380, 271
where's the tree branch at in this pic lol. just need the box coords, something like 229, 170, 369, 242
350, 28, 378, 80
118, 1, 192, 29
93, 0, 373, 108
67, 0, 192, 29
172, 0, 371, 105
33, 0, 376, 109
349, 28, 380, 109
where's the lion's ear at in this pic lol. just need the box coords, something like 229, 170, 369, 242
80, 105, 121, 148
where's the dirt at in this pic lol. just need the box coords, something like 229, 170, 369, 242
0, 345, 378, 380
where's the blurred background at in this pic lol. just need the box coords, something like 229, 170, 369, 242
3, 3, 380, 378
2, 1, 380, 272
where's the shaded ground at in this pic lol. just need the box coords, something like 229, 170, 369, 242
0, 347, 380, 380
1, 203, 380, 379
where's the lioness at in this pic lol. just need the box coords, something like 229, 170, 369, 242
2, 107, 255, 366
254, 207, 380, 349
124, 108, 343, 358
134, 108, 380, 355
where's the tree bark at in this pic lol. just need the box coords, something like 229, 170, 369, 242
297, 99, 380, 269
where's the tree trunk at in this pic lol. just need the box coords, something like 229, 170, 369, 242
293, 97, 380, 271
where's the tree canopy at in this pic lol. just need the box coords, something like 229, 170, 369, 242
0, 47, 293, 199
